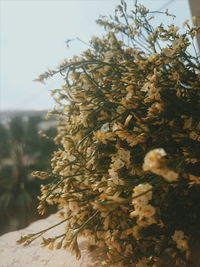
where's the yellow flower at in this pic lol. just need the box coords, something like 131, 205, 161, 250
143, 148, 178, 182
133, 183, 152, 198
111, 158, 125, 171
182, 19, 189, 27
93, 131, 116, 144
172, 230, 185, 241
172, 230, 189, 251
140, 204, 156, 218
176, 240, 189, 251
192, 16, 199, 26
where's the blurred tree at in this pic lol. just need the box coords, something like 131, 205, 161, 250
0, 124, 10, 160
0, 115, 56, 235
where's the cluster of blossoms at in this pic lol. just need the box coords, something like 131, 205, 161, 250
130, 183, 156, 227
172, 230, 189, 252
143, 148, 178, 182
18, 2, 200, 267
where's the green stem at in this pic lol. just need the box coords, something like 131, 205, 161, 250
31, 216, 73, 237
76, 210, 100, 233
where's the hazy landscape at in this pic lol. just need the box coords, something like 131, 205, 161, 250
0, 109, 57, 235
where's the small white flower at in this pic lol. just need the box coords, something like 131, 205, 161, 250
143, 148, 166, 171
143, 148, 178, 182
100, 122, 110, 132
140, 204, 156, 218
111, 158, 125, 170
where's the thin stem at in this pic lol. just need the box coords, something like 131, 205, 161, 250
44, 172, 85, 200
76, 211, 100, 233
31, 216, 73, 237
77, 114, 121, 147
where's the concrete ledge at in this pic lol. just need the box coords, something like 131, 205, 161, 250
0, 214, 105, 267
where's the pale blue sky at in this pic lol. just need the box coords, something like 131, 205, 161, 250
0, 0, 192, 111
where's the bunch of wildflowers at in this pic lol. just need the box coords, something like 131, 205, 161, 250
18, 1, 200, 266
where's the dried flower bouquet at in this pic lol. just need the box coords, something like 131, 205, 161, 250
18, 1, 200, 266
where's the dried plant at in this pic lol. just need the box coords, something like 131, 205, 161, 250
18, 1, 200, 266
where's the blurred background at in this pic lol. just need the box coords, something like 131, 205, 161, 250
0, 0, 195, 111
0, 111, 56, 234
0, 0, 198, 235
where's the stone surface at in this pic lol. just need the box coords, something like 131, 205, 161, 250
2, 214, 200, 267
0, 214, 105, 267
